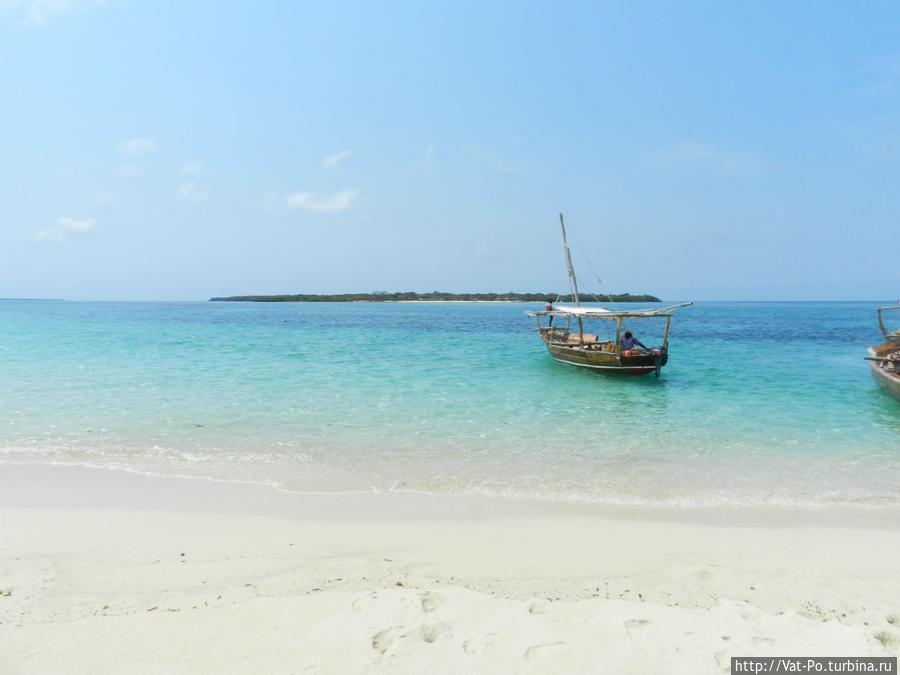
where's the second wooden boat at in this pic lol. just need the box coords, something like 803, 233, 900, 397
866, 305, 900, 403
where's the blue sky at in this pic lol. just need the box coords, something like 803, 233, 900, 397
1, 0, 898, 300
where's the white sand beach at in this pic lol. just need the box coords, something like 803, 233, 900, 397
1, 464, 899, 674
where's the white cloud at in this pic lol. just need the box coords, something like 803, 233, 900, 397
34, 215, 95, 242
60, 216, 93, 232
0, 0, 107, 27
414, 144, 436, 171
322, 149, 351, 169
118, 137, 156, 155
648, 141, 773, 173
180, 160, 205, 175
177, 181, 208, 201
284, 189, 358, 213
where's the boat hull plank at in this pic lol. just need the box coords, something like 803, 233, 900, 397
543, 335, 666, 376
868, 342, 900, 403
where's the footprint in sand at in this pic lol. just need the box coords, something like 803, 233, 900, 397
524, 642, 568, 660
874, 631, 900, 649
420, 622, 451, 644
624, 618, 650, 632
352, 592, 379, 612
420, 591, 442, 613
713, 648, 730, 668
463, 633, 499, 654
372, 627, 402, 655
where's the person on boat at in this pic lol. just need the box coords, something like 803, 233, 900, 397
545, 299, 554, 326
621, 329, 646, 351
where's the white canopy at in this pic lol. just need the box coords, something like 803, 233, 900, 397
524, 302, 692, 320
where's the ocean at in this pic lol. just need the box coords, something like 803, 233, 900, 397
2, 299, 898, 510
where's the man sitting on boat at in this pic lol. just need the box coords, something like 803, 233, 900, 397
621, 330, 647, 351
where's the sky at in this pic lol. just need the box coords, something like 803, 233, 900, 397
1, 0, 899, 301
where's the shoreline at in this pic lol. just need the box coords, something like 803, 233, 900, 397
4, 463, 900, 530
2, 464, 899, 672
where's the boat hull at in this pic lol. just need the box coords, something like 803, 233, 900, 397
868, 343, 900, 403
542, 334, 667, 376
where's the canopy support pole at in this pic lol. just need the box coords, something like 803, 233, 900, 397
615, 317, 622, 356
663, 315, 671, 349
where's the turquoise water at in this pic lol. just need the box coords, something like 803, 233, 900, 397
2, 299, 899, 509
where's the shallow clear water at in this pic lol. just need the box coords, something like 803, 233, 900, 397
1, 299, 898, 509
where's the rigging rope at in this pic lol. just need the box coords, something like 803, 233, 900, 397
571, 231, 618, 308
570, 228, 617, 341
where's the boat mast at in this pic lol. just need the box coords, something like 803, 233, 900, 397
559, 213, 580, 306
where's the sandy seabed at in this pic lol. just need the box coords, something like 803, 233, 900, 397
1, 464, 899, 674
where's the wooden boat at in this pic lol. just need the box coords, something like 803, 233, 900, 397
525, 214, 691, 377
866, 305, 900, 402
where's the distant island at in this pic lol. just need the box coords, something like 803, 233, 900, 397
209, 292, 661, 303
